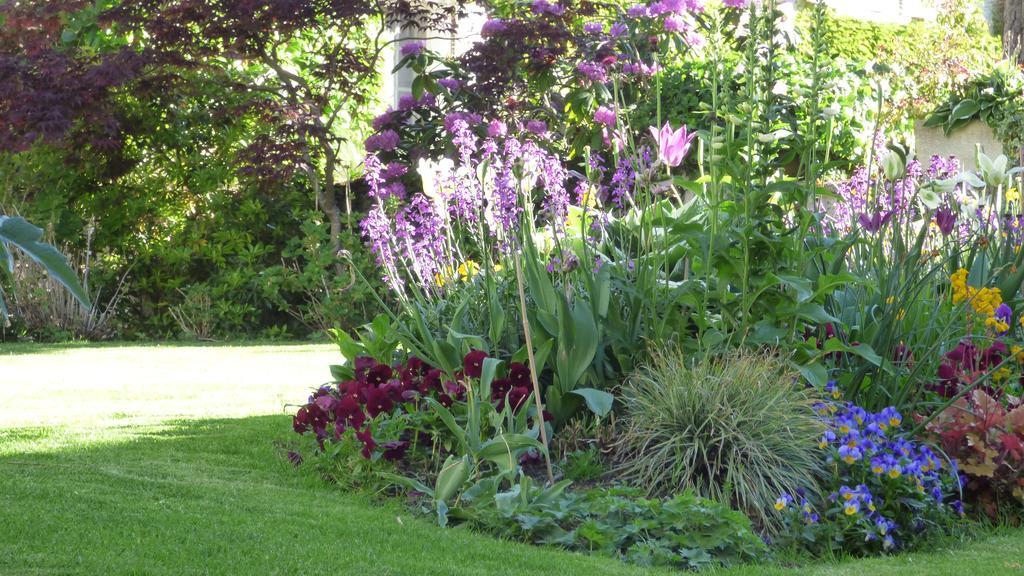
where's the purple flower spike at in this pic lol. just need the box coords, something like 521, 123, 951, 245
649, 121, 696, 167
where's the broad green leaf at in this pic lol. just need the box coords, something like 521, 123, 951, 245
0, 216, 89, 310
949, 99, 980, 121
329, 364, 354, 382
434, 455, 471, 504
822, 338, 882, 366
776, 274, 813, 303
573, 385, 610, 416
796, 361, 828, 387
569, 388, 614, 418
328, 328, 364, 363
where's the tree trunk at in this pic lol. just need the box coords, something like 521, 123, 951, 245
1006, 0, 1024, 66
321, 150, 345, 277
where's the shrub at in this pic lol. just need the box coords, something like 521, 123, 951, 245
777, 387, 962, 555
613, 349, 825, 530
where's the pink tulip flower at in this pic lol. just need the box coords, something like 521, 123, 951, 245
649, 121, 696, 167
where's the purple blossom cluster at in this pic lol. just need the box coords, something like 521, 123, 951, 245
364, 129, 400, 153
824, 155, 967, 237
360, 118, 573, 293
777, 383, 961, 552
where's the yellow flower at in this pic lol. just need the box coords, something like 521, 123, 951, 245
434, 265, 455, 287
1013, 345, 1024, 363
1008, 187, 1020, 203
993, 367, 1012, 383
457, 260, 480, 281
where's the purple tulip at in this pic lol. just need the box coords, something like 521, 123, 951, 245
934, 207, 956, 236
648, 121, 696, 167
857, 210, 893, 234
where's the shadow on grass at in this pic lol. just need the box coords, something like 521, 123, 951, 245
0, 414, 658, 576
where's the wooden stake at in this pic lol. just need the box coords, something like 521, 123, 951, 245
513, 253, 555, 485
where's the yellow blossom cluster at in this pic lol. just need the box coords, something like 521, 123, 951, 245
950, 268, 1009, 332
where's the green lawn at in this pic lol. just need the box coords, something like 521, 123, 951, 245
1, 344, 1022, 575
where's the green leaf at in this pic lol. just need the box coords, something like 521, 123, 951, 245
0, 283, 8, 325
426, 398, 467, 453
0, 216, 89, 310
329, 364, 354, 382
378, 472, 433, 496
794, 302, 838, 324
434, 455, 471, 504
479, 357, 502, 401
776, 274, 813, 303
411, 75, 425, 100
569, 388, 614, 418
477, 434, 543, 461
822, 338, 882, 366
795, 361, 828, 387
950, 99, 980, 121
479, 433, 541, 475
328, 328, 364, 363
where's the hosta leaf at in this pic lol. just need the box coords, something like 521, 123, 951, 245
569, 388, 614, 418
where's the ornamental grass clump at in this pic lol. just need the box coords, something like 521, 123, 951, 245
613, 348, 825, 530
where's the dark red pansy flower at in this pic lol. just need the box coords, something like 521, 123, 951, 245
364, 386, 394, 418
314, 395, 338, 413
420, 368, 443, 394
381, 440, 410, 461
892, 343, 913, 366
334, 394, 360, 419
519, 448, 541, 465
355, 427, 377, 459
463, 349, 488, 378
349, 407, 367, 429
981, 342, 1007, 370
354, 356, 376, 379
491, 378, 512, 402
444, 380, 466, 401
437, 393, 453, 407
293, 406, 312, 434
341, 380, 364, 402
406, 356, 426, 375
937, 362, 957, 384
366, 363, 394, 386
508, 363, 531, 386
383, 378, 405, 400
508, 386, 530, 411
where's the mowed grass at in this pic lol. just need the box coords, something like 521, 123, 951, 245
0, 344, 1022, 575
